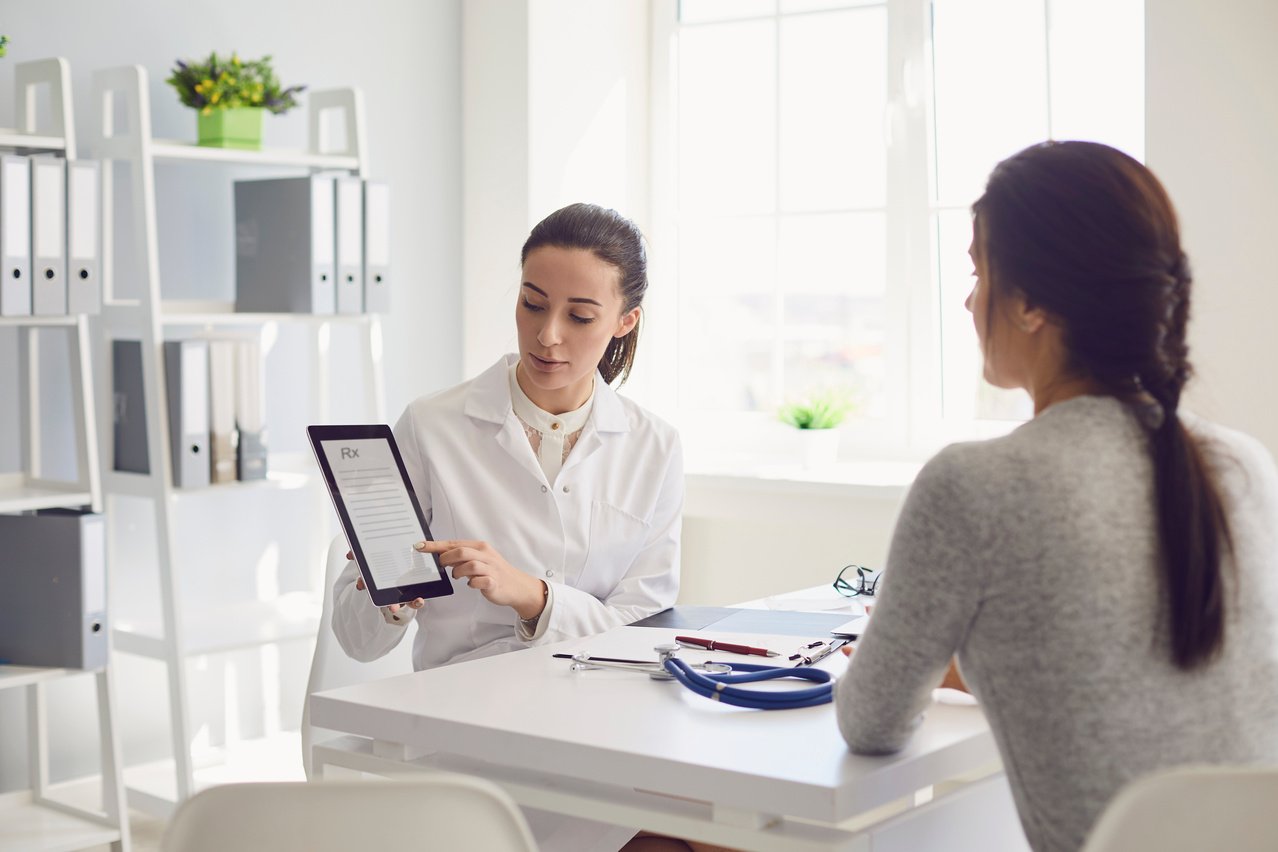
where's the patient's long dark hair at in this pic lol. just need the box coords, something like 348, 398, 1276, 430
974, 141, 1232, 669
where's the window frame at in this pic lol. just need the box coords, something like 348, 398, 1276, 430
647, 0, 1040, 469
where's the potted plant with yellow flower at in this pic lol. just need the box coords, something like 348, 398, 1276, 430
165, 52, 305, 150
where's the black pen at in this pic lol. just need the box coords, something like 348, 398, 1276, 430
553, 653, 652, 665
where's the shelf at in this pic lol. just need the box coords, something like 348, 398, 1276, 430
0, 315, 79, 328
0, 128, 67, 152
124, 730, 305, 817
0, 794, 120, 852
0, 666, 77, 691
170, 470, 311, 498
149, 138, 359, 170
114, 592, 323, 658
158, 300, 377, 326
0, 475, 93, 514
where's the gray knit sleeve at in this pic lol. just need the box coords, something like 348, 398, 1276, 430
835, 446, 987, 754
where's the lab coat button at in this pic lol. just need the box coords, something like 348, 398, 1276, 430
545, 569, 555, 577
551, 421, 561, 431
562, 485, 570, 493
540, 485, 548, 493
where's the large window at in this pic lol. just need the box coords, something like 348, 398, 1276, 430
655, 0, 1143, 455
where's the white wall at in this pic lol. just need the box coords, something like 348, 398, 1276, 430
0, 0, 461, 793
462, 0, 651, 377
1146, 0, 1278, 457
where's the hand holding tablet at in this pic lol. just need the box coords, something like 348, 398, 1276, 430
308, 424, 454, 607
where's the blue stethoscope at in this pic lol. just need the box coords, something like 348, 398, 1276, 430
568, 643, 835, 710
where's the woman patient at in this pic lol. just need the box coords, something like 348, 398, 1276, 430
836, 140, 1278, 852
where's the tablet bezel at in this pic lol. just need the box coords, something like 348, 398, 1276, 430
307, 424, 453, 607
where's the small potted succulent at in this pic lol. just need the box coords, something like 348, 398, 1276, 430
165, 52, 304, 150
778, 388, 855, 468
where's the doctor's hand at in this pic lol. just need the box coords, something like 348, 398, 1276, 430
414, 539, 546, 621
348, 552, 424, 615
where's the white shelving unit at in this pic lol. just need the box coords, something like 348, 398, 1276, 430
89, 64, 384, 818
0, 59, 129, 852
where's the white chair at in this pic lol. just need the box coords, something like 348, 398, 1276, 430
301, 535, 416, 779
1081, 765, 1278, 852
161, 776, 538, 851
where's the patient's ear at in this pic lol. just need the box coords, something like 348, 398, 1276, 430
1012, 294, 1047, 334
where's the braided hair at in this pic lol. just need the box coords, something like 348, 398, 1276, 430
973, 141, 1232, 669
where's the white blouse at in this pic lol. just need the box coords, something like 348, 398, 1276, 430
507, 362, 594, 485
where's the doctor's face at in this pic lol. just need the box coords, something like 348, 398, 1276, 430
516, 246, 639, 414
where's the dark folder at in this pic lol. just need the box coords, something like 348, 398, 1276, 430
630, 606, 857, 637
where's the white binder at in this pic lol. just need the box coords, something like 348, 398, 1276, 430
335, 176, 364, 313
66, 159, 101, 314
31, 156, 67, 315
208, 339, 238, 484
0, 155, 32, 316
362, 180, 391, 313
164, 339, 211, 488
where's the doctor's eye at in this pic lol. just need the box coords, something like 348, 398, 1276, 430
569, 314, 596, 325
521, 298, 546, 313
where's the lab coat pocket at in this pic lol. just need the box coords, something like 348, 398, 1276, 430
576, 500, 650, 596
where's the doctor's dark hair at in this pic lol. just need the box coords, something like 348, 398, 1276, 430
521, 203, 648, 386
973, 140, 1232, 670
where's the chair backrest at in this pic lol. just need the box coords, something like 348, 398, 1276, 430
301, 535, 416, 778
1081, 764, 1278, 852
162, 776, 538, 852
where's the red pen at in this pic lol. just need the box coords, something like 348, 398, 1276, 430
674, 635, 780, 658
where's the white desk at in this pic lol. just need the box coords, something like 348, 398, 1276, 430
310, 619, 1029, 851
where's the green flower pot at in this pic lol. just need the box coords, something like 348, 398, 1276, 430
196, 107, 264, 150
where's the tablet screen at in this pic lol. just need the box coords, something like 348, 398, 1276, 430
309, 425, 453, 605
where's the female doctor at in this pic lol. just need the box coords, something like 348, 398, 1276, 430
331, 202, 682, 673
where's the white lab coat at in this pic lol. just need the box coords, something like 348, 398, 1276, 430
331, 354, 683, 672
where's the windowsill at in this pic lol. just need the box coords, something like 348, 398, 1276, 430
686, 458, 919, 498
684, 457, 919, 526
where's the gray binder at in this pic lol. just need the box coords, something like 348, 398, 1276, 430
164, 339, 210, 488
30, 156, 67, 315
235, 338, 267, 481
66, 159, 101, 314
0, 509, 108, 670
362, 180, 390, 313
112, 338, 150, 474
0, 155, 31, 316
234, 175, 337, 314
335, 176, 364, 313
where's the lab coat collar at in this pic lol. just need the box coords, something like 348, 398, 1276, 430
465, 355, 631, 487
464, 354, 630, 434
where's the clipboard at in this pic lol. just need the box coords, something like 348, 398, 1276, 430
307, 424, 453, 607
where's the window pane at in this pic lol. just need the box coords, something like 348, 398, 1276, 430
779, 7, 887, 210
780, 0, 885, 15
935, 210, 1031, 421
1049, 0, 1144, 160
779, 213, 886, 417
931, 0, 1049, 206
681, 0, 775, 24
678, 216, 778, 410
678, 20, 777, 214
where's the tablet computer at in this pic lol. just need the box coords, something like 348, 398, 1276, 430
307, 424, 453, 607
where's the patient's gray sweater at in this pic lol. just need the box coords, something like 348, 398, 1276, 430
836, 396, 1278, 852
